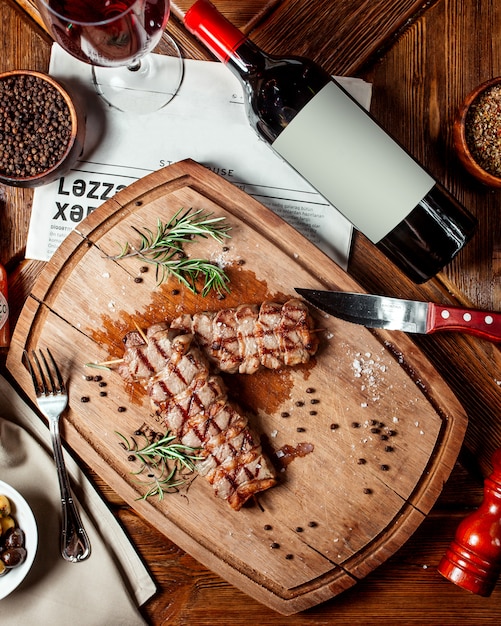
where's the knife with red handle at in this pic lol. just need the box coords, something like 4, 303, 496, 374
294, 289, 501, 343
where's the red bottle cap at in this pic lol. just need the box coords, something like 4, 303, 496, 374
184, 0, 246, 63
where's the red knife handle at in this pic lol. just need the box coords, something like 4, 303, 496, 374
427, 303, 501, 342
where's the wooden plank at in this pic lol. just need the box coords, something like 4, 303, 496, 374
6, 159, 467, 614
13, 0, 430, 74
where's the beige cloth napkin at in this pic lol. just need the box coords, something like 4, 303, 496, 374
0, 374, 156, 624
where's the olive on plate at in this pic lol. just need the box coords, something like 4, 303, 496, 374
0, 494, 28, 575
1, 547, 27, 568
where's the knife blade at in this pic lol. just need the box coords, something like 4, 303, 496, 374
295, 289, 501, 342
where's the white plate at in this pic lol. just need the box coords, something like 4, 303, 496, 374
0, 480, 38, 600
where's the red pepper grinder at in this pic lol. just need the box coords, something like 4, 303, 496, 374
438, 448, 501, 596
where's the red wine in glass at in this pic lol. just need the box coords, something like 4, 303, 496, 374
37, 0, 183, 112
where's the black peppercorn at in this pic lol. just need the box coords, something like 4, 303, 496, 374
0, 74, 73, 178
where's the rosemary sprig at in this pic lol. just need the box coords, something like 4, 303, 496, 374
111, 208, 231, 296
117, 429, 201, 501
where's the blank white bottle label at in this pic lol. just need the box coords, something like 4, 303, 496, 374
272, 81, 435, 243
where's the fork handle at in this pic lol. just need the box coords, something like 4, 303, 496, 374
49, 418, 91, 562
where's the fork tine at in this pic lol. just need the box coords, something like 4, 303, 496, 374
46, 348, 66, 394
31, 350, 49, 395
39, 350, 57, 395
23, 349, 41, 395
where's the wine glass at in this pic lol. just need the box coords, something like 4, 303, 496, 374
35, 0, 184, 113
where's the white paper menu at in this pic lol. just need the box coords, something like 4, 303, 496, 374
26, 44, 372, 268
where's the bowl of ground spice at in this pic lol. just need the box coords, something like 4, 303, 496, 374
0, 70, 85, 187
454, 77, 501, 188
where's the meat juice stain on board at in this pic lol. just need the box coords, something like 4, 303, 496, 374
88, 264, 317, 414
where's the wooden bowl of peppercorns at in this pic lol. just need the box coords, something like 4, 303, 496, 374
453, 77, 501, 188
0, 70, 85, 188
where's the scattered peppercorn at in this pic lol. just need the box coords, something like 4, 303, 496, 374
270, 542, 280, 549
363, 487, 372, 494
308, 521, 318, 528
380, 464, 390, 471
305, 387, 315, 394
134, 277, 143, 283
285, 554, 294, 560
296, 427, 305, 432
264, 524, 272, 531
281, 411, 290, 418
0, 74, 72, 178
118, 406, 126, 412
80, 396, 90, 403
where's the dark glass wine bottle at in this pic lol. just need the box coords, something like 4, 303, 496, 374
184, 0, 477, 283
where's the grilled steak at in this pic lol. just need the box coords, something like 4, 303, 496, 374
171, 298, 317, 374
119, 324, 277, 510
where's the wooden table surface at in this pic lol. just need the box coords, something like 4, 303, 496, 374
1, 0, 500, 623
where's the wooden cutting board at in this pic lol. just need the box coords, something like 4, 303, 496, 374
7, 159, 467, 615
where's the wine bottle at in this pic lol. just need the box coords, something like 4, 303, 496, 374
184, 0, 477, 283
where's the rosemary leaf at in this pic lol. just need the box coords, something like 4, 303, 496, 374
117, 429, 201, 501
109, 208, 231, 296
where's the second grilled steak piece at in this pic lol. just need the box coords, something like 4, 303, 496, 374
172, 298, 318, 374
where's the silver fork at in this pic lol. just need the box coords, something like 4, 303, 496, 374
24, 348, 91, 563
